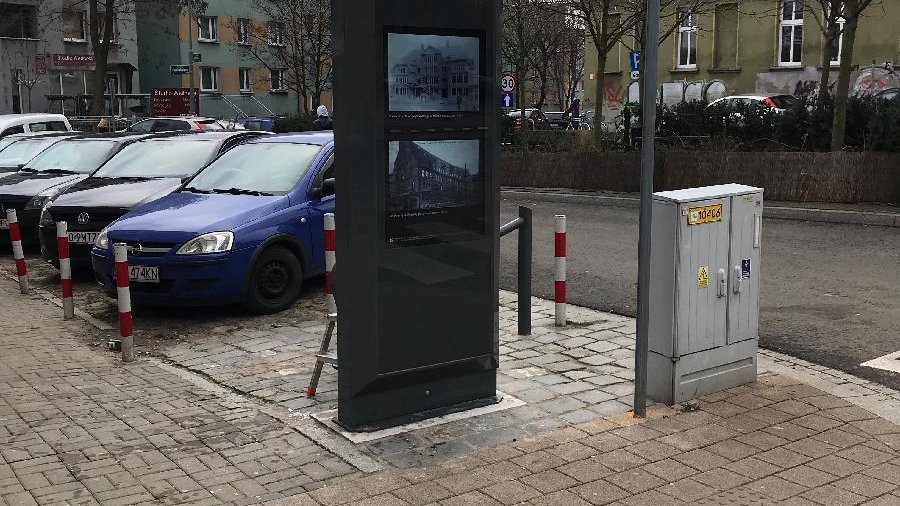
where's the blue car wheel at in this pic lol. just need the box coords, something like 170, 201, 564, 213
244, 246, 303, 314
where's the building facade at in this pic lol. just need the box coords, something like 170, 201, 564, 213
137, 0, 330, 118
0, 0, 140, 115
584, 1, 900, 121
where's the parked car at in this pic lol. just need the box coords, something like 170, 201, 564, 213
0, 132, 79, 179
507, 109, 552, 130
875, 88, 899, 101
238, 116, 276, 132
0, 133, 157, 248
39, 131, 266, 267
91, 132, 335, 313
124, 116, 246, 133
0, 114, 72, 138
544, 111, 567, 129
708, 94, 800, 113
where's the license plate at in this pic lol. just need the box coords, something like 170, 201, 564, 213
129, 265, 159, 283
68, 231, 99, 244
687, 204, 723, 225
0, 218, 8, 229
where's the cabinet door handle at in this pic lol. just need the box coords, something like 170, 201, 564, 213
717, 268, 727, 298
733, 265, 742, 294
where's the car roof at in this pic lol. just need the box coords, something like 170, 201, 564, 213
4, 131, 79, 140
67, 132, 160, 141
251, 132, 334, 146
133, 131, 254, 142
0, 113, 68, 123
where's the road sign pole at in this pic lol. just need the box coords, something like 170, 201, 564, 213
634, 0, 660, 419
188, 7, 195, 115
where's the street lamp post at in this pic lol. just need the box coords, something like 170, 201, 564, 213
634, 0, 661, 419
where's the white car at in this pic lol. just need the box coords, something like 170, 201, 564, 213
0, 114, 72, 139
125, 116, 246, 133
708, 94, 800, 113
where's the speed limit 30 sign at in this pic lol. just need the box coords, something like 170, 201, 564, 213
501, 73, 516, 92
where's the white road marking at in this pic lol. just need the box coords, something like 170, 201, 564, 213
860, 350, 900, 374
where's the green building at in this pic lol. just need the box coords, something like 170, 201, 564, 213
584, 1, 900, 122
136, 0, 331, 118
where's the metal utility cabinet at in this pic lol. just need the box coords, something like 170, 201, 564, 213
648, 184, 763, 404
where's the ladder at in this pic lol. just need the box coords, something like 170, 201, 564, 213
306, 313, 337, 397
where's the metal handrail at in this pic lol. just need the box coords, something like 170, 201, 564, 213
500, 205, 532, 336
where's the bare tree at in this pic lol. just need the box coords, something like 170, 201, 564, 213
551, 24, 585, 111
230, 0, 332, 114
38, 0, 189, 116
829, 0, 881, 150
805, 0, 845, 107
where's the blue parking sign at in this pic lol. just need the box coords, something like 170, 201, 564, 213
630, 51, 640, 72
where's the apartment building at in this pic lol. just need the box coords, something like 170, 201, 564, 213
584, 1, 900, 120
137, 0, 330, 118
0, 0, 140, 115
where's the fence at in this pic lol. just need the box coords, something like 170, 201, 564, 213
501, 151, 900, 204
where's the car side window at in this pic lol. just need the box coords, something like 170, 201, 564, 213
313, 155, 335, 195
1, 125, 25, 137
29, 122, 49, 132
47, 121, 69, 131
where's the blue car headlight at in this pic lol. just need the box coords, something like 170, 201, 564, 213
94, 227, 110, 250
176, 231, 234, 255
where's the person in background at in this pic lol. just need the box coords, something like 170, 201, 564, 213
563, 98, 581, 129
312, 105, 334, 131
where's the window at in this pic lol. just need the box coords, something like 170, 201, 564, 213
62, 10, 86, 41
1, 125, 25, 137
198, 15, 218, 42
200, 66, 219, 91
267, 21, 285, 46
270, 69, 286, 91
779, 0, 803, 66
676, 11, 697, 68
100, 12, 120, 43
0, 3, 37, 38
829, 3, 845, 64
714, 4, 739, 68
237, 18, 251, 45
29, 121, 69, 132
239, 68, 252, 92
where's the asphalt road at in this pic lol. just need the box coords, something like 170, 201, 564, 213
500, 195, 900, 390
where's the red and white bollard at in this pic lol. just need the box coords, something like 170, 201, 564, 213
554, 215, 567, 327
113, 243, 134, 362
324, 213, 336, 315
56, 222, 74, 319
7, 209, 29, 294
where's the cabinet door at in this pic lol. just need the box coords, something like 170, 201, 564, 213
675, 198, 730, 356
728, 192, 763, 344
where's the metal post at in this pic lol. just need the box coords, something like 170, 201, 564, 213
114, 244, 134, 363
634, 0, 661, 419
188, 7, 195, 115
518, 205, 532, 336
554, 215, 567, 327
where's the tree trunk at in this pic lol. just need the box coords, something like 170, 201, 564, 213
830, 7, 858, 151
592, 46, 607, 146
817, 19, 834, 108
88, 0, 114, 117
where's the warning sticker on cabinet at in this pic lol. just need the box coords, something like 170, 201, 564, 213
698, 266, 710, 289
687, 204, 723, 225
741, 259, 751, 279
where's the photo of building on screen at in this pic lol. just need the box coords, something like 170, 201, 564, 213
388, 33, 480, 112
388, 140, 481, 213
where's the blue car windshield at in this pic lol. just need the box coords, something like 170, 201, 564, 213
0, 138, 63, 166
185, 143, 322, 196
94, 139, 218, 178
25, 139, 118, 174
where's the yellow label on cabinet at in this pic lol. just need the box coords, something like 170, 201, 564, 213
698, 266, 710, 289
687, 204, 723, 225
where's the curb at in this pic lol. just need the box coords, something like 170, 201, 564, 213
502, 190, 900, 228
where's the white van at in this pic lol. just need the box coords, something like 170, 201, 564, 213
0, 114, 72, 139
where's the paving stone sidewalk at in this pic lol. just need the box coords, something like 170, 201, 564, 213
0, 281, 358, 506
265, 371, 900, 506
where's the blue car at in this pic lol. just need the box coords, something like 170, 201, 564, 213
91, 132, 335, 314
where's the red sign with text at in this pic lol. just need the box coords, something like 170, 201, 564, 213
152, 88, 199, 116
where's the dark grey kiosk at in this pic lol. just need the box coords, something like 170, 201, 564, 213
331, 0, 502, 431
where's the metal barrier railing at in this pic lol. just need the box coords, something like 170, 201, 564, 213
500, 205, 532, 336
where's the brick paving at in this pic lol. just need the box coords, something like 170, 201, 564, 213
0, 281, 358, 506
2, 276, 900, 505
263, 372, 900, 505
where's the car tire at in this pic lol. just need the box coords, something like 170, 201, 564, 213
245, 246, 303, 314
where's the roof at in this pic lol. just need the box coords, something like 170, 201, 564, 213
4, 132, 79, 140
654, 184, 763, 203
252, 132, 334, 146
136, 131, 256, 142
68, 132, 159, 141
0, 113, 68, 122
